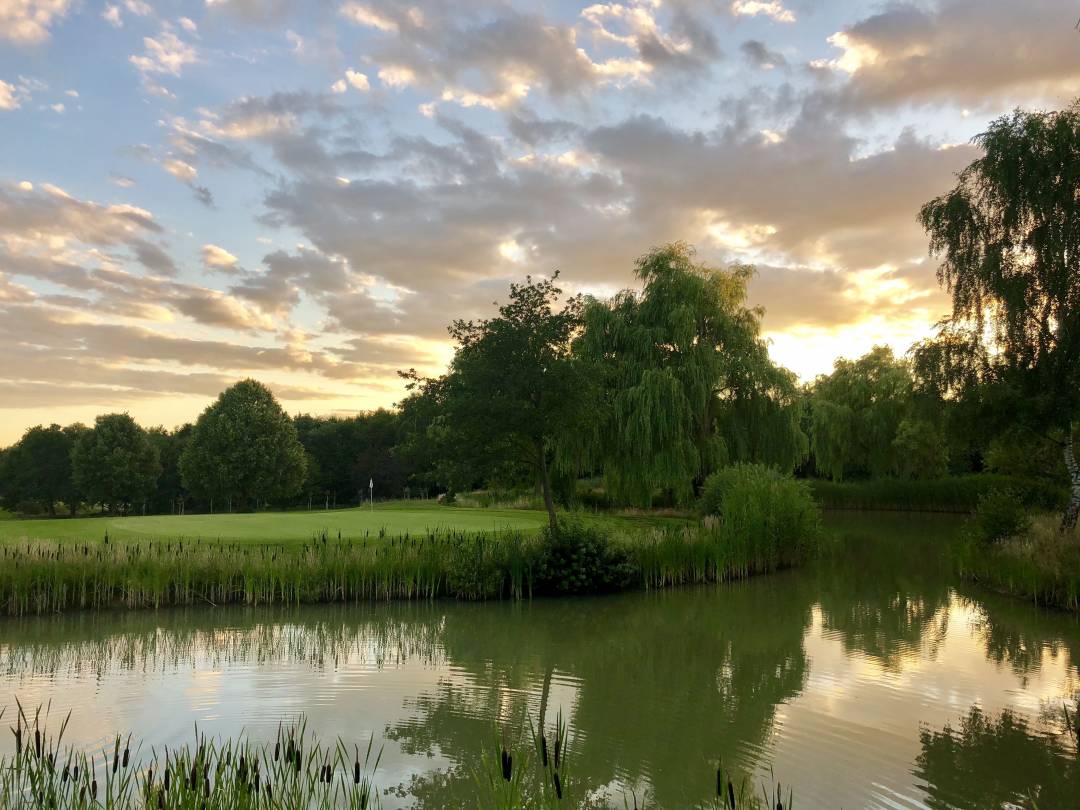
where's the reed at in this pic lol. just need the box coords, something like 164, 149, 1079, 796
0, 518, 816, 616
808, 474, 1066, 514
957, 514, 1080, 611
0, 701, 380, 809
3, 703, 795, 809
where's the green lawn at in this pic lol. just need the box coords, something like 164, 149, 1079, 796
0, 502, 548, 545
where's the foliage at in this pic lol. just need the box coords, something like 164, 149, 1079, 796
972, 488, 1031, 545
294, 410, 408, 505
181, 380, 307, 511
914, 100, 1080, 527
0, 424, 79, 516
958, 514, 1080, 611
147, 423, 191, 514
406, 274, 595, 528
809, 346, 945, 480
808, 474, 1066, 514
534, 518, 633, 594
576, 242, 806, 507
699, 464, 822, 565
71, 414, 160, 514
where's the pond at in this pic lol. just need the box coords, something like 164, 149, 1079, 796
2, 513, 1079, 808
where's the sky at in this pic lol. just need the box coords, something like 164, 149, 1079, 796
0, 0, 1078, 444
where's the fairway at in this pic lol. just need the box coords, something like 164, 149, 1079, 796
0, 502, 548, 544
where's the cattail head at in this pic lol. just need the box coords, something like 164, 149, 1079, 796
500, 748, 512, 782
728, 780, 736, 808
541, 735, 548, 767
553, 770, 562, 799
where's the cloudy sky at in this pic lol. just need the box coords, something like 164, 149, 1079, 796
0, 0, 1077, 443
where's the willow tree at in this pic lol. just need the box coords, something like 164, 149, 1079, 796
914, 101, 1080, 528
809, 346, 946, 481
575, 242, 805, 506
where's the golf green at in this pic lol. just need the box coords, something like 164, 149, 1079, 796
0, 502, 548, 544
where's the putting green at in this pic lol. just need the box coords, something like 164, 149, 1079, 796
0, 502, 548, 544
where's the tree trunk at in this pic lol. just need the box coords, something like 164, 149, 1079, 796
538, 444, 558, 529
1062, 434, 1080, 531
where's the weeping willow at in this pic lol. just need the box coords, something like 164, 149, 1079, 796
574, 242, 807, 506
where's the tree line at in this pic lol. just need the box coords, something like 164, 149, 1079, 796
1, 99, 1077, 528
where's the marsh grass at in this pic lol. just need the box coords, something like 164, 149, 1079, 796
0, 516, 817, 616
958, 515, 1080, 611
0, 701, 381, 809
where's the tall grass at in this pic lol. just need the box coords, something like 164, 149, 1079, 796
0, 701, 381, 809
0, 513, 817, 616
808, 474, 1066, 514
2, 703, 793, 809
957, 514, 1080, 611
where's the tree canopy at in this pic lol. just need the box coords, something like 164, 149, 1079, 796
914, 101, 1080, 526
407, 273, 594, 527
72, 414, 160, 514
180, 379, 307, 511
575, 242, 805, 506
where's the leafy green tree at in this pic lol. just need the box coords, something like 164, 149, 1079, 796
0, 424, 77, 515
72, 414, 161, 515
576, 242, 805, 506
810, 346, 926, 480
180, 380, 307, 511
410, 273, 594, 528
148, 424, 191, 514
913, 101, 1080, 527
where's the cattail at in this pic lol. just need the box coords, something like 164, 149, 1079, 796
34, 727, 41, 758
500, 748, 512, 782
552, 770, 562, 799
274, 740, 280, 761
164, 767, 171, 791
541, 735, 548, 767
122, 743, 130, 769
554, 736, 561, 770
728, 780, 736, 809
158, 789, 165, 808
716, 767, 722, 799
91, 778, 98, 799
354, 759, 361, 784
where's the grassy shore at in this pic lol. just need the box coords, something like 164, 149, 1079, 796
957, 515, 1080, 611
0, 514, 811, 616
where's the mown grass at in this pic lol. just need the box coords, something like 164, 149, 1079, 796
0, 502, 548, 546
957, 514, 1080, 611
0, 512, 815, 616
808, 474, 1066, 514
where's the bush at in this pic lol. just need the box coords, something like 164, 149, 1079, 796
971, 488, 1031, 544
535, 518, 633, 594
700, 464, 822, 564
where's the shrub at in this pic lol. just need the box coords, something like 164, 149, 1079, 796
808, 474, 1067, 513
700, 464, 822, 564
535, 518, 633, 594
971, 488, 1031, 545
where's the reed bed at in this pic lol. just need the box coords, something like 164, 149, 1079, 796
1, 702, 380, 809
3, 702, 790, 809
957, 515, 1080, 611
0, 517, 816, 616
808, 474, 1065, 514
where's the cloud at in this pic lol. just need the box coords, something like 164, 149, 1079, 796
130, 24, 198, 95
809, 0, 1080, 113
0, 79, 19, 110
741, 39, 786, 70
0, 0, 72, 44
730, 1, 795, 24
202, 243, 241, 272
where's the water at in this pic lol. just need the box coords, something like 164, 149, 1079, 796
3, 513, 1079, 808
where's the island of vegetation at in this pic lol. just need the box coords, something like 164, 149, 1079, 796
1, 100, 1078, 617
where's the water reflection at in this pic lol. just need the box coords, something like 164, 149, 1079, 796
1, 513, 1079, 808
916, 705, 1080, 809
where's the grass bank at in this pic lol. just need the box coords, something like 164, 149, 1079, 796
0, 514, 814, 616
957, 515, 1080, 612
808, 474, 1065, 514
